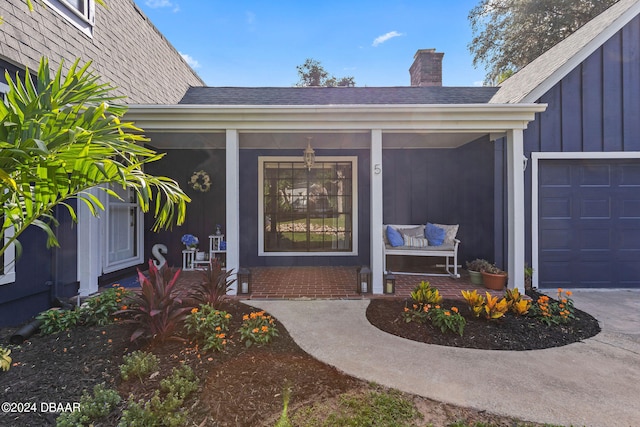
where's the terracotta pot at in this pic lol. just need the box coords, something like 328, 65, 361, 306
468, 270, 484, 285
481, 271, 507, 290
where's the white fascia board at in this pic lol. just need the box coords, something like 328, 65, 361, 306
126, 103, 547, 133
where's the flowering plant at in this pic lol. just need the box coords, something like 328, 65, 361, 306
189, 170, 211, 192
239, 311, 279, 347
184, 305, 231, 352
181, 234, 199, 248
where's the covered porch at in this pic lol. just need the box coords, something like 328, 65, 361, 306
127, 101, 546, 296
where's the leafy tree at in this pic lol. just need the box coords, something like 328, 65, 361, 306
0, 58, 190, 261
295, 58, 356, 87
468, 0, 619, 84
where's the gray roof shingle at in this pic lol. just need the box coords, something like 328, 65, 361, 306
179, 86, 499, 105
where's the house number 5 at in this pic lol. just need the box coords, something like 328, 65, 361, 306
374, 164, 382, 174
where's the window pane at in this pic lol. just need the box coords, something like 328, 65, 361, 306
263, 160, 353, 252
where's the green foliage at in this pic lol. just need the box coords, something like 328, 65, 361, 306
119, 365, 198, 427
295, 58, 356, 87
0, 57, 189, 261
184, 304, 231, 352
291, 389, 422, 426
274, 385, 293, 427
55, 383, 120, 427
429, 306, 466, 336
468, 0, 619, 84
36, 308, 82, 334
410, 281, 442, 305
189, 259, 235, 307
239, 310, 280, 347
530, 289, 576, 326
117, 260, 192, 342
0, 346, 11, 371
82, 285, 132, 326
119, 350, 160, 382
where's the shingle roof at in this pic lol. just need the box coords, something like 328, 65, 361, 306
491, 0, 640, 104
179, 86, 499, 105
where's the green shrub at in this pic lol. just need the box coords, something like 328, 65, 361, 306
238, 310, 279, 347
120, 350, 160, 382
37, 308, 82, 334
82, 285, 132, 326
184, 304, 231, 352
119, 365, 198, 427
56, 383, 121, 426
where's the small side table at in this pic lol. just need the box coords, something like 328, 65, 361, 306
182, 249, 209, 271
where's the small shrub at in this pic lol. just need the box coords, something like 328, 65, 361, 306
466, 258, 491, 272
410, 281, 442, 305
239, 310, 279, 347
428, 305, 466, 336
56, 383, 121, 427
0, 347, 11, 372
530, 288, 575, 325
504, 288, 531, 316
189, 259, 235, 307
120, 350, 160, 382
461, 290, 509, 320
116, 260, 192, 342
37, 308, 82, 334
82, 285, 132, 326
184, 305, 231, 352
119, 365, 198, 427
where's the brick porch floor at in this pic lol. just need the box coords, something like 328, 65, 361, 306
176, 266, 502, 301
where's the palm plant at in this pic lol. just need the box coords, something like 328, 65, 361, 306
0, 58, 190, 260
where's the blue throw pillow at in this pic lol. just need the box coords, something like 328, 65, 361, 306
386, 226, 404, 247
425, 223, 445, 246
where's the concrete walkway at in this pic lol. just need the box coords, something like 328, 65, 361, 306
247, 290, 640, 427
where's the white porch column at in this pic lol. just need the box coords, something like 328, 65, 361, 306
226, 129, 240, 294
370, 129, 384, 294
77, 187, 102, 296
506, 129, 525, 292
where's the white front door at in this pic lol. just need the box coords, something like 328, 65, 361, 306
103, 186, 143, 273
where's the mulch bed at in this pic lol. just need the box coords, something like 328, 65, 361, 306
0, 294, 599, 426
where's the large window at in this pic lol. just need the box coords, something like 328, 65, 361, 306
259, 157, 357, 255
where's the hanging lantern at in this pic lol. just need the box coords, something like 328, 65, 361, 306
303, 136, 315, 171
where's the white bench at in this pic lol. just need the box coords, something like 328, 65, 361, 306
383, 224, 460, 279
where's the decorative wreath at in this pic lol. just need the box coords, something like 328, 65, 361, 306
189, 170, 211, 192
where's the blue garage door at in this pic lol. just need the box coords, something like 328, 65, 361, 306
539, 159, 640, 288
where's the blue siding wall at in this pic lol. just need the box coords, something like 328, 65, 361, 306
144, 147, 227, 269
496, 16, 640, 276
0, 205, 78, 327
384, 137, 496, 264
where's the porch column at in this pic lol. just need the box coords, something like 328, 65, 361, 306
77, 187, 102, 296
506, 129, 525, 292
370, 129, 384, 294
226, 129, 240, 294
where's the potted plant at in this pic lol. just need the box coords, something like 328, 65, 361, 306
466, 259, 491, 285
481, 264, 508, 290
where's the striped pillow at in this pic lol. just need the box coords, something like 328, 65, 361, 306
403, 234, 430, 248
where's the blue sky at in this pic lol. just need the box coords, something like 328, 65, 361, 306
135, 0, 487, 87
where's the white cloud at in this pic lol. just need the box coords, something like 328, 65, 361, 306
372, 31, 404, 47
145, 0, 174, 9
180, 52, 201, 69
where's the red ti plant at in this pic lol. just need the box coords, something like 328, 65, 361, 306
118, 260, 192, 342
189, 259, 235, 308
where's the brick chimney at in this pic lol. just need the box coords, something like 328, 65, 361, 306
409, 49, 444, 86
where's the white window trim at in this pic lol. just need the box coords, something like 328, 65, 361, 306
102, 188, 144, 274
0, 225, 16, 285
43, 0, 96, 37
258, 156, 358, 257
531, 151, 640, 289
